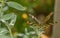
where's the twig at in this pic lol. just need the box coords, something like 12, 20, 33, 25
49, 23, 54, 26
42, 12, 53, 24
28, 14, 41, 25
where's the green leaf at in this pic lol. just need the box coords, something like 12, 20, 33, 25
6, 1, 25, 11
2, 6, 8, 12
1, 13, 15, 20
0, 28, 10, 38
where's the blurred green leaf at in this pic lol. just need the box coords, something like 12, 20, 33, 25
2, 6, 8, 12
0, 35, 10, 38
6, 1, 25, 11
0, 28, 10, 38
1, 13, 15, 20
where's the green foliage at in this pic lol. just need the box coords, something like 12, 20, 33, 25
6, 1, 26, 11
0, 28, 10, 38
0, 0, 54, 38
1, 13, 15, 20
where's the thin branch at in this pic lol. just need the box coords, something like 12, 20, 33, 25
28, 14, 41, 25
42, 12, 53, 24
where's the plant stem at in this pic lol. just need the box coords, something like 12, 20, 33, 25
0, 0, 4, 17
5, 22, 13, 38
